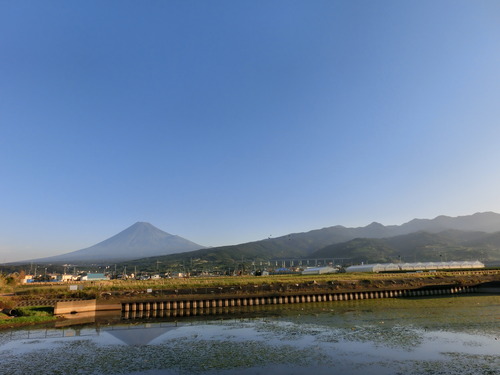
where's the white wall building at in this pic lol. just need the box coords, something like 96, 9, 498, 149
302, 266, 339, 275
345, 261, 484, 273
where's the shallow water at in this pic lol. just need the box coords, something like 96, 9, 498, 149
1, 295, 499, 375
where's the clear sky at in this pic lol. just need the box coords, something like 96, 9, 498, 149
2, 0, 500, 263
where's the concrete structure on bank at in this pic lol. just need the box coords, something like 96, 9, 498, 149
54, 299, 121, 315
54, 284, 483, 317
345, 260, 485, 273
118, 285, 478, 319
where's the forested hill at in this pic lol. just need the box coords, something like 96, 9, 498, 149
310, 230, 500, 264
119, 213, 500, 269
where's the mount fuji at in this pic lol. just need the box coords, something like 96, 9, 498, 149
27, 222, 205, 263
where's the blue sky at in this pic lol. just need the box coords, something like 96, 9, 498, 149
2, 0, 500, 263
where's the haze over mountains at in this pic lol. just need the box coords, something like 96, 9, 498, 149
20, 212, 500, 265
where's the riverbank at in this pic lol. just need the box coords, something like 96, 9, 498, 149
93, 271, 500, 309
1, 271, 499, 329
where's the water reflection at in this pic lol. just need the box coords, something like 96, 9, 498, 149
104, 325, 179, 346
1, 295, 499, 375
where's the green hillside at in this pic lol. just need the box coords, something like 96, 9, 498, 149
309, 238, 395, 263
310, 230, 500, 264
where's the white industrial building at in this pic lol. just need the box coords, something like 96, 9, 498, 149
301, 266, 339, 275
345, 260, 484, 273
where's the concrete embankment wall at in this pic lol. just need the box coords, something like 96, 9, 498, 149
55, 285, 482, 316
120, 285, 477, 318
54, 300, 121, 315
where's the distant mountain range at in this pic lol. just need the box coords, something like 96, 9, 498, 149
17, 212, 500, 266
119, 212, 500, 269
23, 222, 205, 263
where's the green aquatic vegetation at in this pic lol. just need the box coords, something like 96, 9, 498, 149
247, 316, 425, 351
1, 295, 499, 374
395, 353, 500, 375
251, 319, 324, 342
339, 324, 424, 350
0, 335, 334, 374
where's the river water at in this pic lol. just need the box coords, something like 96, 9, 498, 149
0, 295, 498, 375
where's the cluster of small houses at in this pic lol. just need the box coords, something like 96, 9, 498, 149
21, 272, 189, 283
20, 260, 485, 283
22, 272, 110, 283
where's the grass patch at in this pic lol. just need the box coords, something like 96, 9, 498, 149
0, 306, 57, 328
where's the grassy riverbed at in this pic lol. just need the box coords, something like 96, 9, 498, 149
10, 273, 400, 302
12, 271, 499, 300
